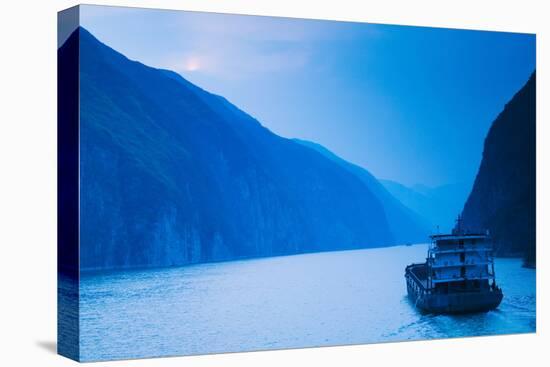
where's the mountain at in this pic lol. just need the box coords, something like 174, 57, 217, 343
380, 179, 471, 233
294, 140, 430, 243
60, 28, 402, 271
460, 72, 536, 267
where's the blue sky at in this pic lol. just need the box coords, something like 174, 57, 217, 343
79, 5, 535, 188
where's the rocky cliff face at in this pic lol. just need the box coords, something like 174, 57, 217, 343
62, 28, 404, 271
460, 73, 536, 267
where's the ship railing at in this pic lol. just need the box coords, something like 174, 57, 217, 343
430, 246, 493, 254
405, 264, 430, 295
429, 234, 488, 240
431, 261, 492, 269
431, 274, 495, 283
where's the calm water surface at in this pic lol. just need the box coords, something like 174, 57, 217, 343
75, 244, 535, 361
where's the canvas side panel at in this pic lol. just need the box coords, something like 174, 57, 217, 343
57, 5, 80, 362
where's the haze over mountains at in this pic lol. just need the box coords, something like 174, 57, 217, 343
61, 28, 434, 271
460, 72, 536, 267
294, 140, 430, 244
380, 179, 471, 233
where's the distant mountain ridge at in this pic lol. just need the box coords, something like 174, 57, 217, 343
59, 27, 430, 271
380, 179, 471, 233
294, 139, 430, 243
460, 72, 536, 267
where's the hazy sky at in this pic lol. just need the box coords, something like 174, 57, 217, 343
79, 5, 535, 188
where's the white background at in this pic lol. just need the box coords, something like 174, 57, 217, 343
0, 0, 547, 366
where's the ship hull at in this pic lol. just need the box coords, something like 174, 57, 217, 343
407, 285, 503, 314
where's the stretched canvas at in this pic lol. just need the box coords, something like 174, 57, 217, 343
58, 4, 536, 362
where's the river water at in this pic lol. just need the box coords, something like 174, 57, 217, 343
72, 244, 535, 361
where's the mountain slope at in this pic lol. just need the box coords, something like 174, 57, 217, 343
294, 140, 430, 243
460, 72, 536, 267
380, 180, 471, 233
64, 27, 397, 270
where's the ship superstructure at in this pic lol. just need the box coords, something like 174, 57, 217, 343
405, 217, 503, 313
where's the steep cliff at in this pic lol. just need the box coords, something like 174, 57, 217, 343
62, 28, 400, 270
460, 72, 536, 267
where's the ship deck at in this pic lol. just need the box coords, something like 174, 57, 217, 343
406, 262, 496, 289
406, 263, 429, 290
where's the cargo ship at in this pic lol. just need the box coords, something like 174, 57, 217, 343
405, 217, 503, 314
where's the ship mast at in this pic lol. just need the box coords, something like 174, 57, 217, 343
453, 215, 464, 235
